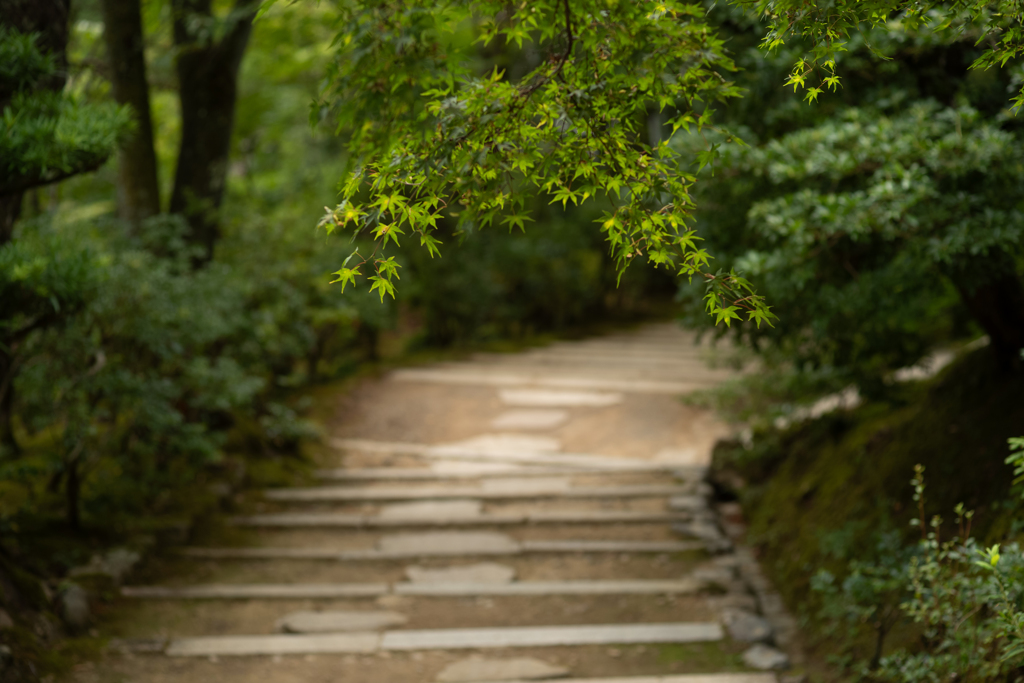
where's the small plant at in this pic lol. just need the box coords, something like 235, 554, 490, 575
812, 450, 1024, 682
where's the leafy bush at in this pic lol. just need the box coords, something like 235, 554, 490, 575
808, 457, 1024, 682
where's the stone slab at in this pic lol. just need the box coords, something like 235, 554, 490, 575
490, 410, 569, 430
379, 500, 483, 520
124, 579, 704, 600
233, 512, 524, 528
276, 610, 406, 633
431, 461, 534, 475
316, 464, 695, 480
329, 438, 679, 472
390, 368, 706, 394
480, 478, 571, 494
264, 483, 688, 502
527, 511, 685, 525
179, 537, 704, 561
499, 389, 623, 407
122, 584, 388, 599
379, 532, 520, 556
178, 547, 343, 560
437, 656, 570, 682
395, 579, 702, 597
451, 676, 776, 683
233, 510, 688, 529
521, 540, 703, 554
406, 563, 516, 585
166, 633, 379, 657
441, 433, 563, 453
380, 622, 723, 650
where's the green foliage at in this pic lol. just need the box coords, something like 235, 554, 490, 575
401, 207, 673, 345
1007, 437, 1024, 496
0, 28, 130, 196
811, 531, 913, 670
311, 0, 774, 326
810, 468, 1024, 682
734, 0, 1024, 108
1, 92, 132, 195
681, 100, 1023, 389
0, 27, 57, 99
721, 349, 1024, 681
0, 204, 395, 532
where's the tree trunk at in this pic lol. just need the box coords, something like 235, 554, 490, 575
948, 250, 1024, 371
0, 194, 22, 246
66, 455, 80, 531
169, 0, 257, 262
0, 354, 18, 456
100, 0, 161, 224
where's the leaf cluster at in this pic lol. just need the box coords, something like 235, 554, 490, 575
734, 0, 1024, 108
0, 27, 131, 197
313, 0, 774, 326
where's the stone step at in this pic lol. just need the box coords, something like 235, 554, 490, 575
389, 368, 714, 394
166, 632, 379, 656
423, 362, 737, 382
263, 484, 690, 503
499, 389, 625, 407
393, 578, 704, 596
452, 675, 774, 683
314, 466, 679, 481
330, 438, 695, 472
122, 578, 704, 600
177, 539, 703, 561
165, 622, 723, 656
121, 584, 389, 599
475, 349, 710, 363
380, 622, 723, 650
231, 510, 691, 528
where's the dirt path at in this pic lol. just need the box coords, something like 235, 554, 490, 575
73, 323, 798, 683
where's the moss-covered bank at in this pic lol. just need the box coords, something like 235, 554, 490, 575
713, 347, 1024, 676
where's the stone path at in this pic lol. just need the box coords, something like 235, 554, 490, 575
83, 323, 799, 683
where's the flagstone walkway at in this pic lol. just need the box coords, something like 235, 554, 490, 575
77, 323, 800, 683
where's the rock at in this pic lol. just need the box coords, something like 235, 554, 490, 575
669, 495, 708, 512
674, 520, 733, 554
673, 520, 724, 542
405, 562, 516, 585
60, 582, 90, 630
707, 594, 759, 612
692, 566, 736, 589
436, 656, 570, 682
722, 609, 773, 643
0, 607, 13, 630
276, 610, 406, 633
742, 643, 790, 670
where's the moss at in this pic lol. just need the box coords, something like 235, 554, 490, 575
729, 347, 1024, 677
656, 640, 749, 671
